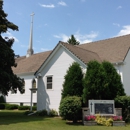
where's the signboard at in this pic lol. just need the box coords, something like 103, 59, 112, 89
88, 100, 114, 115
95, 103, 114, 114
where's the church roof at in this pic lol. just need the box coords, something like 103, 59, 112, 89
78, 34, 130, 63
13, 50, 52, 75
13, 34, 130, 74
60, 41, 101, 63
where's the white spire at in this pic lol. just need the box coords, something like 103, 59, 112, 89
26, 12, 35, 57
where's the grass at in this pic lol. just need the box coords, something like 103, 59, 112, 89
0, 110, 130, 130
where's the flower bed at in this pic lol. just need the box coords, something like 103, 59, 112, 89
112, 116, 122, 121
85, 115, 96, 121
84, 115, 125, 126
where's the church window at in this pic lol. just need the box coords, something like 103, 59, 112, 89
46, 76, 53, 89
32, 79, 36, 88
32, 79, 36, 93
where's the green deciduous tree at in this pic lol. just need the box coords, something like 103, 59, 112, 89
67, 35, 80, 45
0, 0, 24, 95
61, 62, 83, 99
83, 61, 125, 103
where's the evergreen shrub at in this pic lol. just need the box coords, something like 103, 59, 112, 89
115, 96, 130, 122
59, 96, 82, 123
62, 62, 83, 99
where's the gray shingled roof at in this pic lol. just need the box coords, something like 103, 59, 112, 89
13, 50, 52, 74
78, 34, 130, 63
13, 34, 130, 74
60, 42, 101, 63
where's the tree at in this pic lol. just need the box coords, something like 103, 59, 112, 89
67, 35, 80, 45
102, 61, 125, 98
82, 61, 126, 103
61, 62, 83, 99
0, 0, 24, 95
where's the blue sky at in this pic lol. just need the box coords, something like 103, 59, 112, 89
2, 0, 130, 56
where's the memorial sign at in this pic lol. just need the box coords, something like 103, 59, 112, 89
88, 100, 114, 115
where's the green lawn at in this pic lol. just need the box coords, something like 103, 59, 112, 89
0, 110, 130, 130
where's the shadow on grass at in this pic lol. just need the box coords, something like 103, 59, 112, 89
65, 120, 83, 126
0, 110, 50, 125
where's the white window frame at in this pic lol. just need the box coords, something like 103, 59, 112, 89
46, 75, 53, 90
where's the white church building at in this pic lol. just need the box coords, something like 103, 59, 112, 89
5, 15, 130, 112
6, 34, 130, 112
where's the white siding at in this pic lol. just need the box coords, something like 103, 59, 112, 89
37, 46, 86, 112
6, 74, 37, 106
122, 50, 130, 96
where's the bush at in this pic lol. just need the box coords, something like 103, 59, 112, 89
18, 105, 30, 110
95, 114, 113, 126
32, 106, 37, 111
0, 103, 6, 109
0, 96, 5, 103
48, 109, 58, 117
115, 96, 130, 122
36, 109, 48, 116
59, 96, 82, 123
5, 104, 19, 110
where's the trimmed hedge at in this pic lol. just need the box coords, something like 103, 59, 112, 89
0, 103, 37, 111
5, 104, 19, 110
18, 105, 30, 110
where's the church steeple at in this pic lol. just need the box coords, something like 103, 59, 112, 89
26, 13, 35, 57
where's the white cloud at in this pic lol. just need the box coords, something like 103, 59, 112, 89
117, 6, 122, 9
74, 31, 98, 43
39, 3, 55, 8
54, 34, 69, 42
41, 48, 49, 51
58, 1, 67, 6
117, 25, 130, 36
53, 31, 98, 43
113, 23, 120, 27
53, 35, 61, 39
3, 32, 19, 42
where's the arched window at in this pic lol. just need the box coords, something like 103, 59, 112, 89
32, 79, 36, 93
32, 79, 36, 88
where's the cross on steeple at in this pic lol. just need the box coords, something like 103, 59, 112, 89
26, 12, 35, 57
